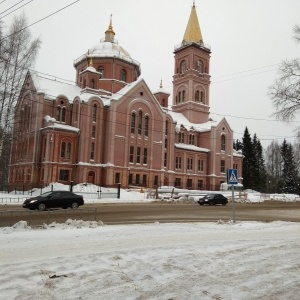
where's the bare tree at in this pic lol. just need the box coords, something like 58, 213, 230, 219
265, 140, 282, 193
0, 14, 41, 187
269, 25, 300, 123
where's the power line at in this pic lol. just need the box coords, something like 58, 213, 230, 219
0, 0, 33, 20
0, 0, 80, 42
0, 0, 26, 16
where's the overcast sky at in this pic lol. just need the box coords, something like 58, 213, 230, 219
1, 0, 300, 148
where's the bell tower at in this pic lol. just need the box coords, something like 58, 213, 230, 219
172, 1, 211, 123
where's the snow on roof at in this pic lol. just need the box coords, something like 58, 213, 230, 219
111, 77, 145, 101
167, 110, 218, 133
175, 143, 210, 152
31, 72, 80, 101
44, 123, 80, 133
233, 149, 243, 157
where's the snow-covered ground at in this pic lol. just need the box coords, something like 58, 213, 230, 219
1, 183, 299, 299
1, 220, 300, 299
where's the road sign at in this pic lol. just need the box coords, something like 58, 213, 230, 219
227, 169, 238, 185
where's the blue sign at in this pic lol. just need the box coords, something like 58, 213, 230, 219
227, 169, 238, 185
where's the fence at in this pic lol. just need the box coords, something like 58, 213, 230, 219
0, 208, 99, 227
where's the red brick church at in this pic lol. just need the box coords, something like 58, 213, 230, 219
9, 2, 243, 190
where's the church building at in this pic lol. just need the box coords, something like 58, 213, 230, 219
8, 2, 243, 191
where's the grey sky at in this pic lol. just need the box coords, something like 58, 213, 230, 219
2, 0, 300, 147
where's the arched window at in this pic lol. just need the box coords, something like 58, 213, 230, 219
60, 141, 71, 159
61, 107, 66, 122
165, 120, 169, 135
121, 69, 126, 82
182, 90, 186, 102
197, 60, 203, 73
91, 79, 95, 89
92, 104, 97, 122
200, 91, 204, 103
180, 60, 186, 74
178, 91, 182, 103
195, 90, 199, 102
145, 115, 149, 137
56, 107, 61, 121
221, 135, 226, 151
131, 112, 136, 134
98, 66, 104, 78
138, 111, 142, 135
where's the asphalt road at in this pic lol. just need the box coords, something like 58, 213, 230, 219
0, 201, 300, 227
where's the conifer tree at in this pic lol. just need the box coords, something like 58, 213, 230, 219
280, 139, 298, 194
242, 127, 255, 189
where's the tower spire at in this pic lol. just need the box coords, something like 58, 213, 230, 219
104, 14, 115, 42
182, 1, 203, 44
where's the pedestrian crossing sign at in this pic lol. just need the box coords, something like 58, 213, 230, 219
227, 169, 238, 185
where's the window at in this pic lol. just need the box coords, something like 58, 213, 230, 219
198, 180, 204, 189
189, 134, 194, 145
91, 79, 95, 89
142, 175, 147, 185
165, 138, 168, 149
98, 66, 104, 78
182, 90, 186, 102
135, 174, 140, 185
233, 163, 238, 170
129, 146, 134, 163
187, 158, 193, 171
195, 90, 199, 102
221, 160, 225, 173
61, 107, 66, 122
178, 132, 184, 143
131, 113, 136, 134
198, 159, 204, 172
175, 178, 181, 188
138, 111, 142, 135
165, 121, 168, 135
143, 148, 148, 164
66, 142, 71, 159
221, 135, 226, 151
128, 173, 133, 185
90, 142, 95, 160
136, 147, 141, 164
154, 176, 158, 186
180, 60, 186, 73
164, 153, 167, 167
197, 60, 203, 73
56, 107, 61, 121
61, 142, 66, 158
178, 91, 182, 102
115, 172, 120, 184
187, 178, 192, 189
92, 125, 96, 138
61, 141, 71, 159
92, 104, 97, 122
59, 170, 69, 181
121, 69, 126, 82
175, 156, 182, 169
145, 116, 149, 137
200, 91, 204, 103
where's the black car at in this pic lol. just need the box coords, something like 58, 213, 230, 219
22, 191, 84, 211
198, 193, 228, 206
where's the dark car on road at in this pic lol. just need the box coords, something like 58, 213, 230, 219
198, 193, 228, 206
22, 191, 84, 211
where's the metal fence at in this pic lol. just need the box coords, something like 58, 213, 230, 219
0, 208, 99, 227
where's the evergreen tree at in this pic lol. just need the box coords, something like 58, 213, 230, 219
280, 139, 298, 194
242, 127, 255, 189
233, 139, 243, 151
